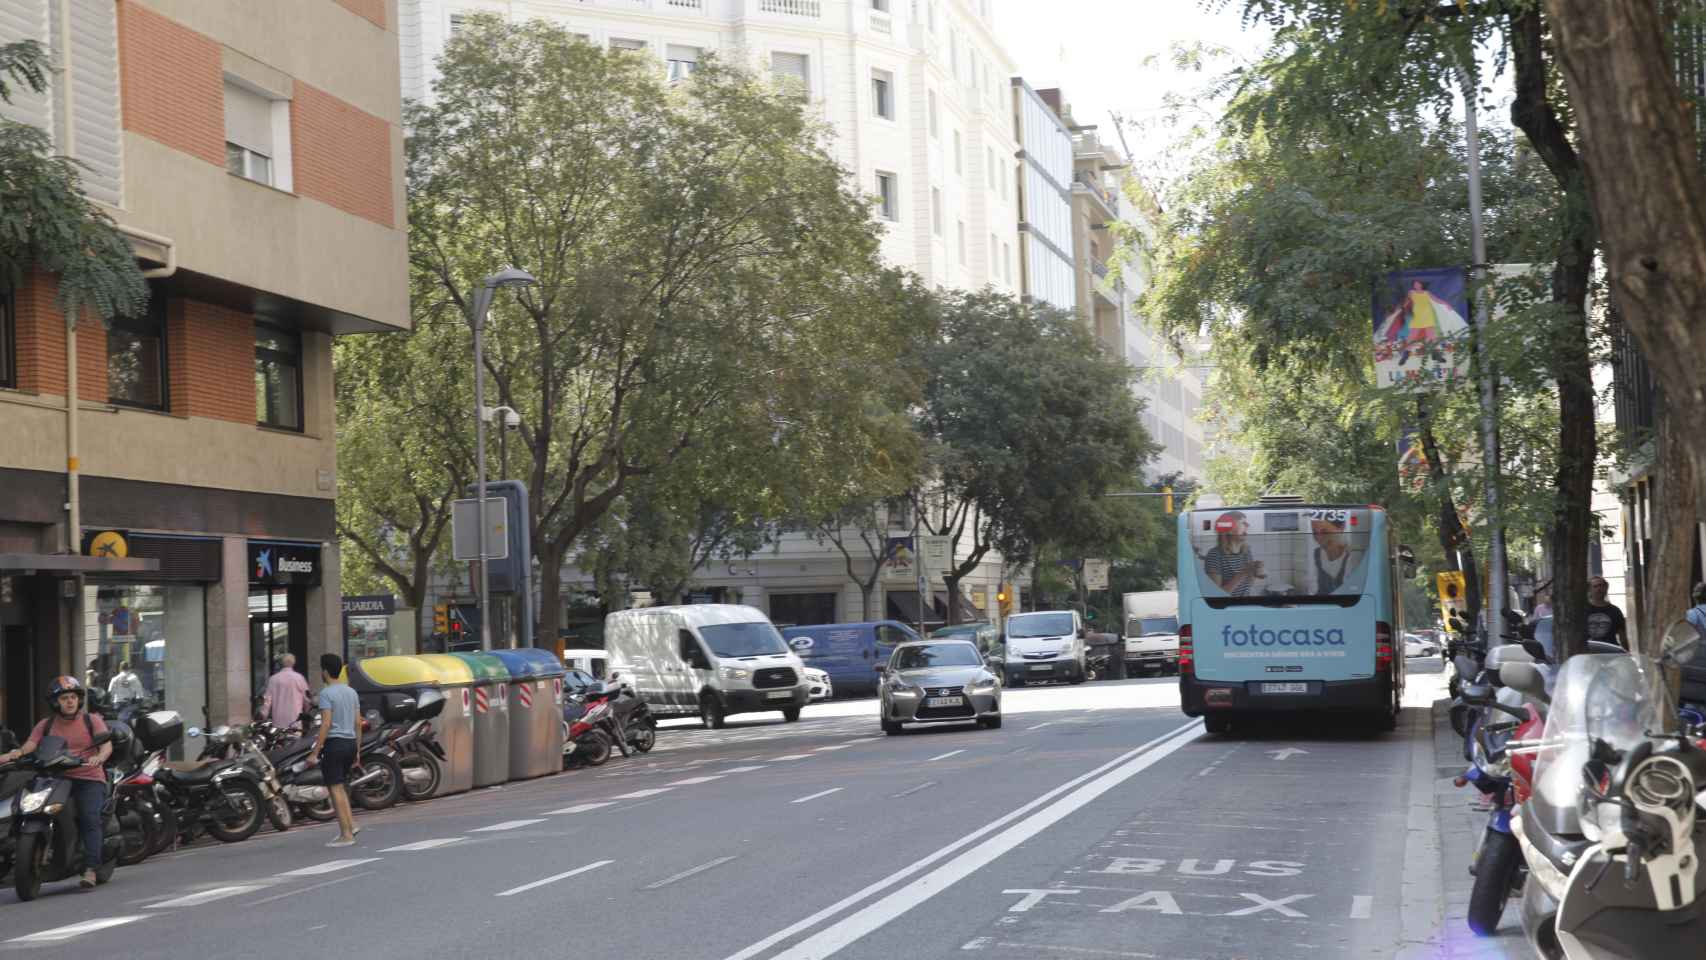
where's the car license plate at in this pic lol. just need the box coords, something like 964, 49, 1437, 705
765, 690, 792, 700
1261, 682, 1309, 694
925, 696, 965, 708
1028, 664, 1051, 672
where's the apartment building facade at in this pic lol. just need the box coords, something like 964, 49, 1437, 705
0, 0, 408, 736
401, 0, 1019, 634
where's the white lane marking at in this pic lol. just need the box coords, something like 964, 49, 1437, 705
610, 788, 674, 799
961, 937, 993, 951
1350, 894, 1373, 919
1026, 722, 1055, 731
278, 858, 381, 877
756, 722, 1203, 960
926, 749, 966, 762
495, 859, 614, 898
1267, 747, 1308, 761
813, 745, 850, 752
721, 765, 767, 774
643, 856, 739, 889
545, 801, 618, 815
148, 885, 268, 908
890, 781, 938, 799
791, 787, 844, 804
667, 776, 724, 786
471, 819, 545, 832
382, 838, 464, 852
770, 754, 812, 761
7, 917, 149, 943
721, 720, 1201, 960
246, 873, 367, 907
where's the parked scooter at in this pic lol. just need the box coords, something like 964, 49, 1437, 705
370, 690, 448, 802
605, 681, 656, 754
563, 685, 622, 767
2, 733, 121, 900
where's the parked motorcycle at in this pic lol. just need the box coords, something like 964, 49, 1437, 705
563, 685, 621, 768
155, 726, 267, 845
606, 683, 655, 754
198, 724, 292, 832
2, 733, 121, 900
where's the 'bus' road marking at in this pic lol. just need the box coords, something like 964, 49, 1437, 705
147, 885, 268, 908
721, 765, 767, 774
927, 749, 966, 762
610, 788, 674, 799
472, 819, 545, 832
495, 860, 614, 898
546, 801, 617, 815
667, 776, 724, 786
382, 838, 464, 852
644, 856, 739, 889
891, 781, 938, 799
278, 858, 380, 877
6, 917, 149, 943
791, 787, 844, 804
737, 721, 1204, 960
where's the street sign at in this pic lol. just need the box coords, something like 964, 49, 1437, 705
451, 497, 509, 561
1083, 559, 1110, 592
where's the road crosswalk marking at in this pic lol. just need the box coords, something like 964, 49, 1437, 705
278, 858, 380, 877
471, 819, 545, 832
6, 917, 148, 943
147, 885, 268, 908
382, 838, 465, 852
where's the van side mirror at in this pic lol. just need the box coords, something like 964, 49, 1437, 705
1077, 626, 1086, 639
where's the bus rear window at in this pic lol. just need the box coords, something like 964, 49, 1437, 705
1186, 507, 1373, 601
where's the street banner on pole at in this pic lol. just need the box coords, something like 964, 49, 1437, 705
1373, 267, 1471, 390
882, 536, 916, 585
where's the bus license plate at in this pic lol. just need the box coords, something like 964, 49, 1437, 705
765, 690, 793, 700
1261, 682, 1308, 694
925, 696, 964, 708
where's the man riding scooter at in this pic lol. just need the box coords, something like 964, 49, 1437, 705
0, 676, 114, 889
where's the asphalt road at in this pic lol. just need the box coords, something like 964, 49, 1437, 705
0, 664, 1452, 959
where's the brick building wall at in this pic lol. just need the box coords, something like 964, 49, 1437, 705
117, 1, 224, 168
167, 300, 255, 425
291, 81, 395, 228
11, 275, 107, 404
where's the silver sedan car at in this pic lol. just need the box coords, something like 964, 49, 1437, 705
878, 639, 1002, 735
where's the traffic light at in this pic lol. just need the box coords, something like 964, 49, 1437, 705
996, 584, 1013, 616
1163, 486, 1174, 514
433, 603, 448, 634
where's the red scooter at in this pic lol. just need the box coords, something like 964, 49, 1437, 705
562, 686, 622, 768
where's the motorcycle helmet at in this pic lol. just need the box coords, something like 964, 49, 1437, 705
45, 675, 86, 706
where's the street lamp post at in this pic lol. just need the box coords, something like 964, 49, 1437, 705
470, 268, 536, 652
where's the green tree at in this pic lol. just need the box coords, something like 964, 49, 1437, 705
407, 18, 910, 642
913, 292, 1158, 620
0, 40, 145, 323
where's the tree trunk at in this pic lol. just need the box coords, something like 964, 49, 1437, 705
409, 552, 432, 650
537, 538, 564, 649
1548, 257, 1597, 661
1547, 0, 1706, 541
1643, 391, 1698, 655
860, 583, 875, 621
1419, 417, 1481, 618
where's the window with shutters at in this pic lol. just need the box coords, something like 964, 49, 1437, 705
871, 69, 894, 120
224, 79, 291, 191
770, 51, 809, 99
0, 0, 123, 207
876, 171, 898, 221
666, 44, 700, 83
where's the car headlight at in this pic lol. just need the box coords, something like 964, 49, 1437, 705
718, 667, 750, 681
19, 788, 51, 815
889, 682, 920, 697
970, 677, 997, 692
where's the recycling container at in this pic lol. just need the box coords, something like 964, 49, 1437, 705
411, 654, 477, 796
451, 652, 512, 787
490, 648, 566, 780
348, 655, 436, 713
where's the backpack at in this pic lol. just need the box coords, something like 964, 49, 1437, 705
31, 711, 97, 749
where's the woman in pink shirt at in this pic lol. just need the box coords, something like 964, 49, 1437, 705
0, 676, 113, 888
262, 654, 311, 732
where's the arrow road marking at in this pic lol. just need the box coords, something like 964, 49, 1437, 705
1267, 748, 1309, 761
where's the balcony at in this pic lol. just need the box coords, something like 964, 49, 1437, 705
757, 0, 822, 16
1074, 169, 1119, 218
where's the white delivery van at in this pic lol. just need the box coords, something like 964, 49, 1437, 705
1121, 590, 1180, 675
560, 648, 609, 678
1001, 609, 1087, 685
604, 604, 810, 729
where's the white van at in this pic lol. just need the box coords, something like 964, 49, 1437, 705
560, 648, 609, 678
604, 604, 810, 728
1001, 609, 1088, 685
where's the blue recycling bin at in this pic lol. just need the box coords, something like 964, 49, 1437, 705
490, 649, 566, 780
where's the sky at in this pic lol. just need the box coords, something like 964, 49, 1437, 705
998, 0, 1271, 175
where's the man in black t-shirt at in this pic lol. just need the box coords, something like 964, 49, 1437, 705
1585, 577, 1629, 650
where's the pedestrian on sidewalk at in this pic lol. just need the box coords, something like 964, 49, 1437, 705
1685, 583, 1706, 639
107, 660, 146, 706
0, 677, 112, 888
260, 653, 311, 733
307, 653, 360, 847
1585, 577, 1629, 650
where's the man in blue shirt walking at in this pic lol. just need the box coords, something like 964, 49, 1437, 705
307, 653, 361, 847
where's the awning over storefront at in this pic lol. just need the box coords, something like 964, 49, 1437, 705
0, 553, 160, 575
934, 590, 982, 624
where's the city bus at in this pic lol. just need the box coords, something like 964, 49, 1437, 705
1177, 497, 1405, 734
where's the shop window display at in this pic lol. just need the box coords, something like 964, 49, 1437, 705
84, 584, 206, 754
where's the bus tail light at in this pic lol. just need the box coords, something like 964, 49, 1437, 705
1179, 624, 1193, 677
1376, 621, 1393, 671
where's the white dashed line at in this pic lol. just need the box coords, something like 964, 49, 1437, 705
277, 859, 380, 877
813, 744, 851, 752
844, 737, 880, 744
667, 776, 725, 786
721, 765, 767, 774
495, 859, 614, 898
148, 885, 268, 908
1026, 722, 1055, 731
791, 787, 844, 804
381, 838, 464, 852
7, 917, 149, 944
891, 781, 938, 799
611, 788, 675, 799
545, 801, 618, 815
471, 819, 545, 832
644, 856, 739, 889
770, 754, 812, 761
926, 749, 966, 762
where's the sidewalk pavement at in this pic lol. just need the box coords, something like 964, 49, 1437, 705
1399, 696, 1533, 959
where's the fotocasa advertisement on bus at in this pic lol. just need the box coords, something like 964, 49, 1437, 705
1175, 499, 1404, 719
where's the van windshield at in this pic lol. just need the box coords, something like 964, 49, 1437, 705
1007, 613, 1075, 639
1130, 616, 1179, 637
700, 622, 788, 658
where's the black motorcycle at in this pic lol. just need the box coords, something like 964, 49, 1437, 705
606, 684, 656, 754
3, 733, 121, 900
154, 727, 267, 845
